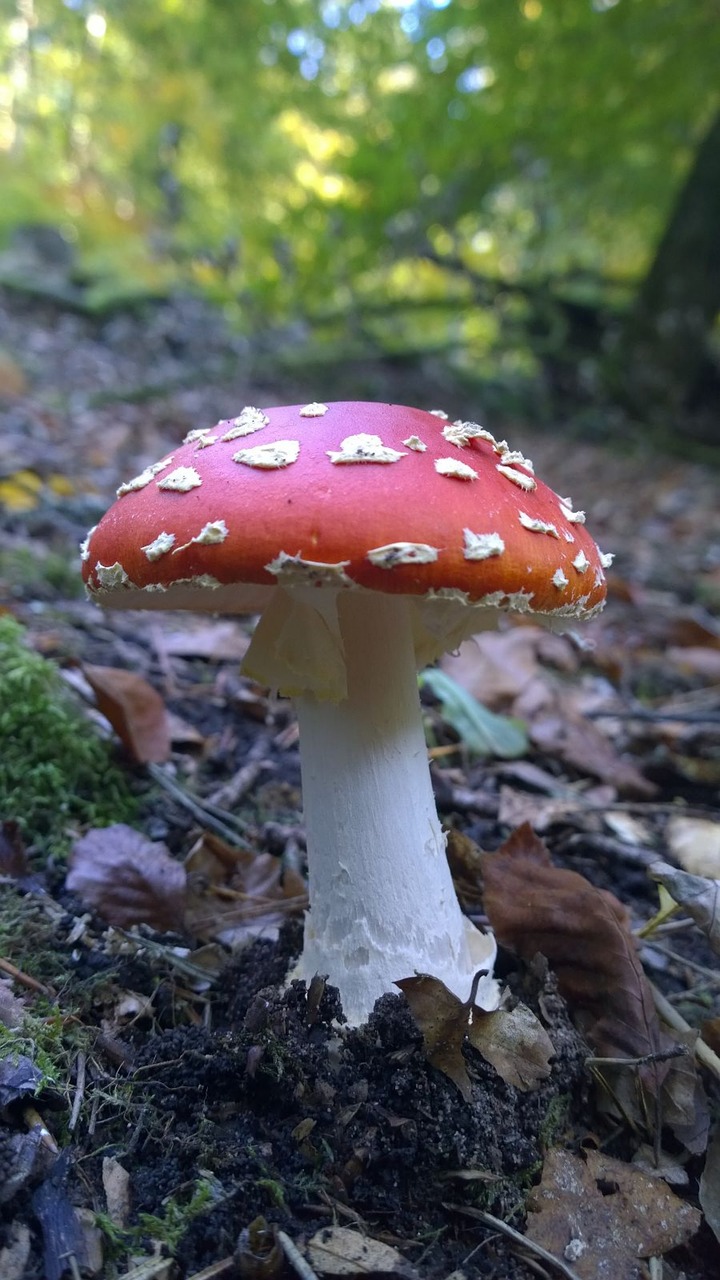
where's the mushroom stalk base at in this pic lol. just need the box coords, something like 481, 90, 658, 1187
293, 591, 495, 1026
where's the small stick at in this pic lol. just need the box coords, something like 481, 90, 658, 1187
444, 1204, 582, 1280
185, 1258, 236, 1280
146, 763, 256, 850
585, 1046, 687, 1070
277, 1231, 320, 1280
651, 981, 720, 1082
68, 1051, 86, 1133
0, 957, 55, 997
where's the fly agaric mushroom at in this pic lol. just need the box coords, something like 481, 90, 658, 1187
81, 401, 609, 1025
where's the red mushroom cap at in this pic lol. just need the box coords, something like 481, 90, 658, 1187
81, 401, 608, 621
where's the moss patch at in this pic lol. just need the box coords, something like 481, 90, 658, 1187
0, 614, 136, 852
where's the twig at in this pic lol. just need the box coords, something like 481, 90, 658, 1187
146, 763, 256, 850
206, 732, 274, 809
586, 709, 720, 724
0, 956, 56, 997
651, 981, 720, 1082
185, 1259, 236, 1280
585, 1046, 687, 1070
443, 1204, 582, 1280
68, 1051, 86, 1133
643, 940, 720, 986
277, 1231, 320, 1280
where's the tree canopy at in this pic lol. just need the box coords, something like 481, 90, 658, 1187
2, 0, 719, 413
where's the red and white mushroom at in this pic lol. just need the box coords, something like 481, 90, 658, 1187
81, 401, 609, 1025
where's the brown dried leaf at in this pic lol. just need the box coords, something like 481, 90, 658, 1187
700, 1125, 720, 1244
395, 974, 474, 1101
526, 1147, 701, 1279
480, 824, 673, 1080
396, 973, 553, 1101
467, 1003, 554, 1092
183, 831, 307, 947
529, 710, 656, 798
67, 824, 186, 932
83, 663, 171, 764
441, 628, 577, 710
650, 860, 720, 954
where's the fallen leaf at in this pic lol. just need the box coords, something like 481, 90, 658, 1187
306, 1226, 417, 1278
396, 973, 552, 1101
160, 620, 250, 661
497, 785, 589, 833
102, 1157, 131, 1229
480, 824, 675, 1088
526, 1147, 701, 1279
700, 1125, 720, 1244
420, 668, 528, 759
67, 825, 186, 932
83, 664, 171, 764
666, 646, 720, 680
467, 1002, 555, 1092
529, 711, 655, 797
183, 831, 307, 948
649, 860, 720, 953
441, 628, 577, 710
666, 815, 720, 878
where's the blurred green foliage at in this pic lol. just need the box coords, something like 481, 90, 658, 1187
0, 0, 718, 382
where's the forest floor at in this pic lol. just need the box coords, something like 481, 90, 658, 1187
1, 285, 720, 1280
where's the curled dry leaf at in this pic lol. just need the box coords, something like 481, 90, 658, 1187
396, 973, 553, 1102
83, 663, 171, 764
650, 860, 720, 954
526, 1147, 701, 1279
67, 824, 186, 933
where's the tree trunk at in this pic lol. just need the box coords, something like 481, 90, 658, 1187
610, 109, 720, 418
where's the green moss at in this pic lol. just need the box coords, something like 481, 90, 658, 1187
538, 1092, 572, 1152
0, 615, 136, 853
97, 1178, 218, 1261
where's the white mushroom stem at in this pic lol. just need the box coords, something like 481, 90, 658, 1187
292, 591, 496, 1025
